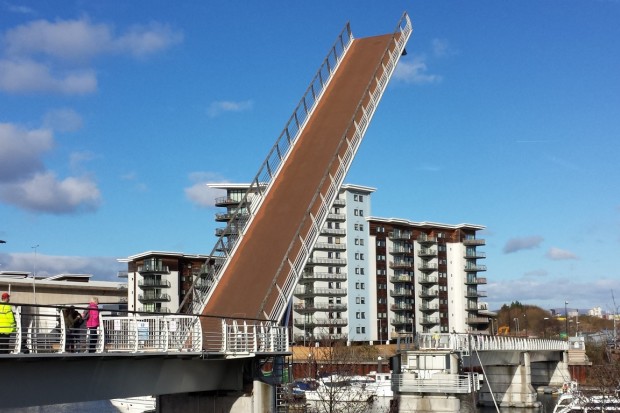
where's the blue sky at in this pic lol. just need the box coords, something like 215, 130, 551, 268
0, 1, 618, 313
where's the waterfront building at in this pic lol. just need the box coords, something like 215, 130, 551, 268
0, 271, 127, 305
119, 251, 208, 313
367, 218, 491, 339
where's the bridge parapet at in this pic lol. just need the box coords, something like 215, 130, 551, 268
418, 333, 569, 353
1, 304, 288, 358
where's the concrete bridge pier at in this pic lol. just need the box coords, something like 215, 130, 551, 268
396, 395, 462, 413
479, 352, 540, 408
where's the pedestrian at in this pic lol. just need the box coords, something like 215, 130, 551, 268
82, 297, 100, 353
0, 292, 16, 354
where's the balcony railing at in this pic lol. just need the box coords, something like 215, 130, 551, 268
418, 274, 438, 284
418, 290, 439, 298
293, 287, 347, 297
418, 248, 437, 257
391, 303, 413, 311
390, 274, 413, 283
320, 227, 346, 236
465, 290, 487, 298
464, 264, 487, 272
418, 263, 438, 272
293, 303, 347, 312
293, 318, 348, 327
137, 265, 169, 274
138, 293, 171, 303
300, 272, 347, 282
464, 251, 486, 259
388, 231, 411, 240
391, 317, 414, 325
465, 316, 489, 325
465, 277, 487, 285
419, 304, 439, 312
390, 247, 413, 255
390, 289, 413, 297
313, 242, 346, 251
306, 257, 347, 266
463, 238, 485, 246
326, 213, 346, 221
214, 196, 241, 207
138, 279, 171, 288
389, 261, 413, 269
417, 235, 437, 244
332, 198, 346, 206
420, 316, 439, 325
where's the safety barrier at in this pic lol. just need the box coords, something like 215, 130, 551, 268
0, 305, 288, 357
392, 373, 481, 394
417, 332, 569, 353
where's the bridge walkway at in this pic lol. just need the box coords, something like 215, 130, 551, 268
200, 14, 412, 323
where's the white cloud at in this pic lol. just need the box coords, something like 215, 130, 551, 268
0, 123, 102, 214
0, 123, 53, 183
431, 38, 454, 58
0, 17, 182, 94
393, 57, 442, 85
0, 58, 97, 94
207, 100, 253, 118
503, 236, 544, 254
184, 172, 227, 207
43, 108, 84, 132
0, 171, 101, 214
546, 247, 578, 261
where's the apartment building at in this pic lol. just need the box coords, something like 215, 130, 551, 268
368, 218, 490, 340
119, 251, 208, 313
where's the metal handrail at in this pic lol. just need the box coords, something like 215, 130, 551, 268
417, 333, 569, 352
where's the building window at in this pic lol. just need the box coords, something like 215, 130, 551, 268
359, 209, 364, 216
354, 209, 359, 216
354, 194, 359, 201
359, 268, 365, 275
359, 195, 364, 202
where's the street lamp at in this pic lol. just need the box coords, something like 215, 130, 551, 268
513, 317, 519, 334
32, 244, 39, 304
543, 317, 549, 338
565, 301, 569, 341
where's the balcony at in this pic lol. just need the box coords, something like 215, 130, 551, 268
391, 303, 413, 311
417, 235, 437, 244
418, 248, 437, 257
420, 316, 440, 325
138, 279, 171, 289
419, 303, 439, 312
465, 290, 487, 298
332, 198, 346, 207
138, 293, 171, 303
464, 264, 487, 272
293, 303, 347, 312
293, 318, 348, 327
215, 227, 239, 236
465, 316, 489, 325
326, 213, 346, 221
418, 262, 438, 272
390, 274, 413, 283
306, 257, 347, 266
320, 227, 346, 236
137, 307, 171, 313
390, 246, 413, 255
418, 274, 438, 284
293, 287, 347, 298
388, 231, 411, 240
214, 196, 241, 207
389, 261, 413, 270
390, 289, 413, 298
214, 212, 249, 222
463, 238, 486, 246
464, 251, 486, 259
465, 277, 487, 285
391, 317, 414, 326
137, 265, 169, 274
313, 242, 346, 251
418, 290, 439, 299
301, 272, 347, 282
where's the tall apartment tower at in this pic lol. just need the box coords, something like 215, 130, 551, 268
209, 183, 376, 344
367, 218, 490, 340
120, 252, 208, 313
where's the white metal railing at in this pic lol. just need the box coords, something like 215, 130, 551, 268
417, 333, 569, 352
393, 373, 480, 394
179, 19, 355, 316
1, 306, 288, 357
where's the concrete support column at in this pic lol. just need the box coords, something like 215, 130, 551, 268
479, 352, 540, 408
397, 395, 461, 413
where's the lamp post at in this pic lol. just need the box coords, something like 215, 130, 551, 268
513, 317, 519, 334
543, 317, 549, 338
31, 244, 39, 305
565, 301, 569, 341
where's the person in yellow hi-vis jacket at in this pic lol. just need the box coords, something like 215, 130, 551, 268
0, 292, 16, 354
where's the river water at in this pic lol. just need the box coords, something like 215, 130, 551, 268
0, 393, 559, 412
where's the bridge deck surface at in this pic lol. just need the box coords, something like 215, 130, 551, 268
204, 33, 394, 320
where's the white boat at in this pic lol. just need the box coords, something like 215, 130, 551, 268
303, 374, 378, 410
552, 383, 620, 413
110, 395, 156, 413
366, 370, 393, 397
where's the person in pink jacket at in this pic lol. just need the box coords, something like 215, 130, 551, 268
82, 297, 100, 353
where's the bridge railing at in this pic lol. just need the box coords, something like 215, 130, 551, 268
1, 305, 288, 357
417, 333, 569, 352
392, 372, 481, 394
